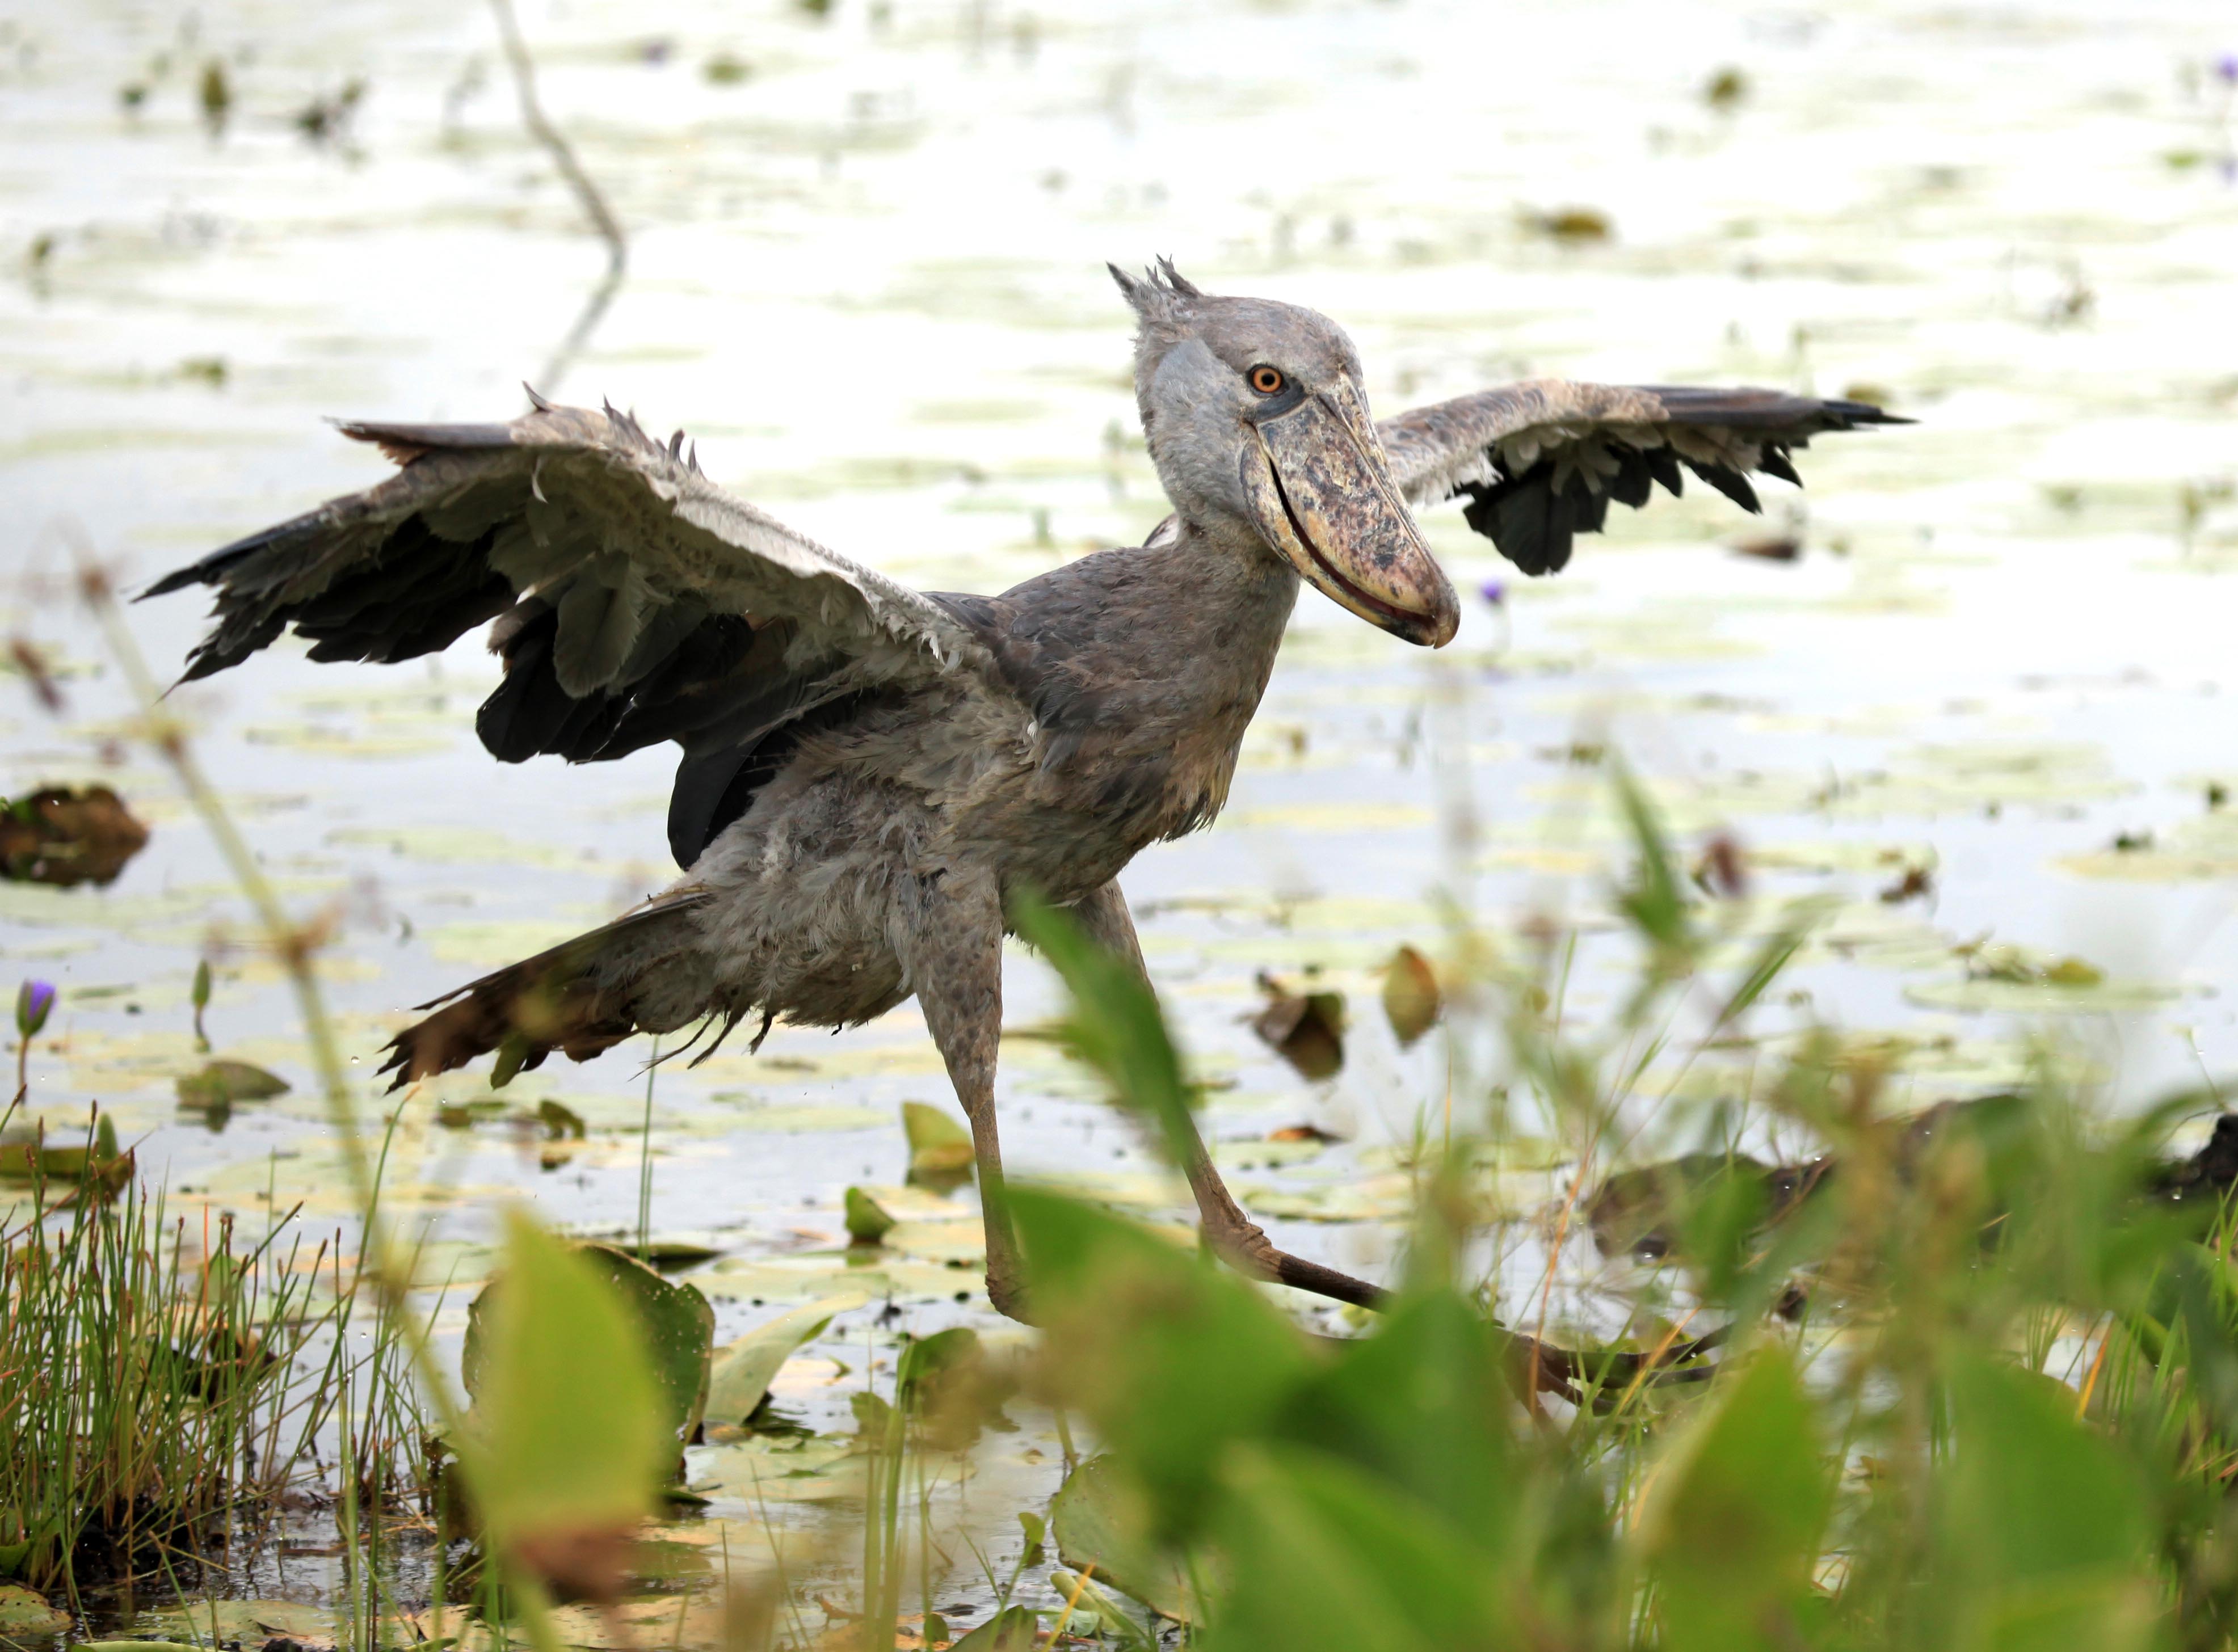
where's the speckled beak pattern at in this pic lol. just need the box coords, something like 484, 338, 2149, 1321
1244, 381, 1460, 648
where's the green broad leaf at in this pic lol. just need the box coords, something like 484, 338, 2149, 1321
1380, 944, 1441, 1046
1966, 1573, 2156, 1652
465, 1211, 682, 1548
704, 1295, 857, 1425
1209, 1442, 1506, 1652
1612, 761, 1692, 953
536, 1098, 587, 1140
1011, 1189, 1316, 1543
1271, 1289, 1521, 1550
174, 1060, 289, 1109
1942, 1351, 2152, 1589
902, 1101, 974, 1177
1046, 1570, 1156, 1650
139, 1599, 334, 1645
948, 1605, 1040, 1650
1051, 1456, 1211, 1622
0, 1586, 68, 1647
1010, 891, 1198, 1170
844, 1185, 897, 1244
1639, 1345, 1832, 1652
466, 1240, 714, 1452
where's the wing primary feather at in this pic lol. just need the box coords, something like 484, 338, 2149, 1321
1685, 461, 1762, 514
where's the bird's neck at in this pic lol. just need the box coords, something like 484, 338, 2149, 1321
1164, 515, 1301, 697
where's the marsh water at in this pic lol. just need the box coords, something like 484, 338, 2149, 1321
3, 0, 2236, 1639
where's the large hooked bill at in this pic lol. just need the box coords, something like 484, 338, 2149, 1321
1243, 382, 1459, 647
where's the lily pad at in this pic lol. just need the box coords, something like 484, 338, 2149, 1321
1252, 972, 1345, 1080
949, 1606, 1040, 1650
1903, 977, 2182, 1014
0, 785, 149, 888
1051, 1455, 1218, 1621
692, 1433, 863, 1504
1381, 945, 1441, 1046
704, 1295, 860, 1425
175, 1060, 289, 1110
0, 1585, 68, 1647
883, 1219, 986, 1265
699, 1251, 978, 1305
903, 1101, 975, 1177
844, 1186, 898, 1244
140, 1599, 334, 1645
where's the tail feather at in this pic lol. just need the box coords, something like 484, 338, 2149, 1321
380, 894, 717, 1091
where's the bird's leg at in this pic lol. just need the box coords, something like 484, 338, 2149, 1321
908, 867, 1033, 1324
1071, 881, 1388, 1312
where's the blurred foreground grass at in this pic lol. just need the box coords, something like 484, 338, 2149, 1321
13, 685, 2238, 1651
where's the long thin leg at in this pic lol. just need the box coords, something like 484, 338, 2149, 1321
1071, 880, 1388, 1312
905, 866, 1033, 1324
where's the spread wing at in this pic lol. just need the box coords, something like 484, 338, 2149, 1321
1378, 380, 1907, 575
145, 396, 999, 867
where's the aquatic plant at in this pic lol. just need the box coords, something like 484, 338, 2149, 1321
0, 1155, 361, 1598
999, 770, 2238, 1652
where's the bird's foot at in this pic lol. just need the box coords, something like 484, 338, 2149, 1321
1207, 1216, 1387, 1312
983, 1266, 1037, 1326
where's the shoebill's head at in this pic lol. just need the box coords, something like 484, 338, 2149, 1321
1112, 259, 1459, 648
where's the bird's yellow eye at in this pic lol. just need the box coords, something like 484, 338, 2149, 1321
1249, 365, 1286, 395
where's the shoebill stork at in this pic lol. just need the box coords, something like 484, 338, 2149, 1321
147, 262, 1902, 1322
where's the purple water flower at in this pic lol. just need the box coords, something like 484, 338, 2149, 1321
15, 979, 54, 1040
1478, 578, 1508, 608
2215, 52, 2238, 85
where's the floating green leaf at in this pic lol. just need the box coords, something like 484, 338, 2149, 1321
903, 1100, 974, 1178
844, 1185, 897, 1244
0, 1585, 67, 1647
948, 1605, 1039, 1650
704, 1295, 856, 1426
1639, 1346, 1832, 1652
1051, 1456, 1199, 1621
1380, 944, 1441, 1046
174, 1060, 288, 1110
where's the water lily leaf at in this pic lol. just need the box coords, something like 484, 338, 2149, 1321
0, 1585, 68, 1646
1251, 972, 1345, 1080
175, 1060, 289, 1109
1904, 977, 2181, 1014
693, 1434, 864, 1504
903, 1101, 975, 1177
1381, 945, 1441, 1046
140, 1599, 334, 1645
0, 785, 149, 887
705, 1295, 859, 1425
465, 1234, 714, 1455
949, 1605, 1040, 1650
883, 1219, 985, 1265
844, 1185, 897, 1244
1051, 1457, 1208, 1622
0, 1113, 131, 1196
699, 1251, 978, 1305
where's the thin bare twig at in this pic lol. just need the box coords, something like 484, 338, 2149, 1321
487, 0, 628, 398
